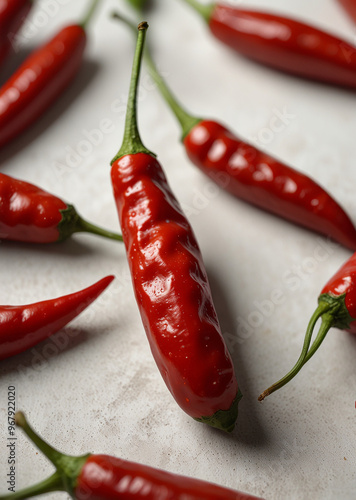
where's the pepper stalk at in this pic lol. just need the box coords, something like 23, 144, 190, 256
258, 293, 354, 401
0, 412, 90, 500
80, 0, 101, 30
111, 12, 202, 140
111, 21, 154, 163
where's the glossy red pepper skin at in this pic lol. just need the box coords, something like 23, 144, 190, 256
0, 172, 123, 243
0, 0, 32, 66
184, 120, 356, 250
111, 153, 239, 430
338, 0, 356, 23
0, 275, 114, 360
0, 24, 86, 148
208, 5, 356, 88
320, 253, 356, 332
0, 172, 66, 243
76, 454, 263, 500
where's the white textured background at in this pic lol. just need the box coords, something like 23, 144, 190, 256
0, 0, 356, 498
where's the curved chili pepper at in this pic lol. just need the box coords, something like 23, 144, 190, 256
0, 0, 33, 66
112, 13, 356, 251
110, 23, 240, 432
0, 0, 100, 149
0, 172, 123, 243
181, 0, 356, 88
338, 0, 356, 23
0, 275, 114, 360
258, 252, 356, 400
0, 412, 264, 500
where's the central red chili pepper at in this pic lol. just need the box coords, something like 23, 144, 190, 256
258, 252, 356, 400
0, 412, 264, 499
112, 13, 356, 251
0, 172, 123, 243
110, 23, 240, 431
0, 275, 114, 361
0, 0, 100, 148
181, 0, 356, 88
0, 0, 32, 66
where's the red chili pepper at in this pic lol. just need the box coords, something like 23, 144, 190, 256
181, 0, 356, 88
110, 23, 240, 432
0, 0, 32, 66
338, 0, 356, 23
0, 412, 264, 500
258, 253, 356, 400
0, 275, 114, 360
0, 172, 123, 243
112, 13, 356, 251
0, 0, 100, 149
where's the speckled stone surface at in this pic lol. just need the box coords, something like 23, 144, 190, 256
0, 1, 356, 499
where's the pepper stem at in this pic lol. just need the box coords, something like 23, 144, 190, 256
58, 205, 123, 242
258, 302, 334, 401
111, 13, 201, 140
0, 412, 90, 500
181, 0, 215, 23
80, 0, 101, 30
0, 473, 64, 500
73, 216, 123, 241
303, 314, 335, 364
15, 411, 64, 466
111, 22, 154, 164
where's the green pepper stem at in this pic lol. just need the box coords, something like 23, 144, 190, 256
15, 412, 63, 466
0, 473, 64, 500
303, 314, 335, 364
258, 302, 334, 401
0, 413, 90, 500
74, 216, 123, 241
181, 0, 215, 23
111, 12, 201, 140
111, 22, 154, 163
80, 0, 101, 30
58, 205, 123, 242
143, 41, 201, 139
